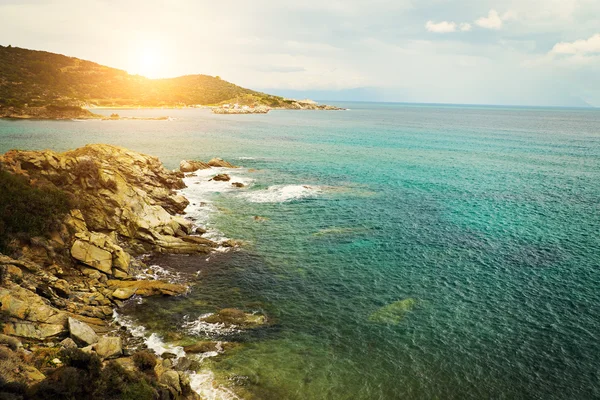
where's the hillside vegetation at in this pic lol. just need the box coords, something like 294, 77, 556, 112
0, 45, 289, 108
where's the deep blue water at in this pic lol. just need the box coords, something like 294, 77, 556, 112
1, 103, 600, 399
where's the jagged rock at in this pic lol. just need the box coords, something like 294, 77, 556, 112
68, 317, 99, 345
160, 370, 182, 393
64, 209, 88, 233
95, 336, 122, 359
112, 286, 137, 300
80, 266, 103, 280
210, 173, 230, 182
180, 160, 210, 173
208, 158, 237, 168
107, 280, 187, 297
71, 240, 112, 273
71, 231, 131, 276
0, 285, 67, 327
4, 321, 65, 340
231, 182, 244, 188
52, 279, 71, 298
1, 144, 192, 254
180, 235, 218, 247
59, 337, 78, 349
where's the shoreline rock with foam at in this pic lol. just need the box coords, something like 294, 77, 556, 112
0, 144, 248, 399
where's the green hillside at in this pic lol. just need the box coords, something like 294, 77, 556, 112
0, 45, 288, 108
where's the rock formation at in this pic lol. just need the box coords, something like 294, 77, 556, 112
0, 144, 240, 399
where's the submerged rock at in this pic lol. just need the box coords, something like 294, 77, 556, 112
202, 308, 267, 328
183, 341, 219, 354
368, 298, 417, 325
231, 182, 245, 188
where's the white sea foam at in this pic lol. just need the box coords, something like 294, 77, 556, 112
189, 370, 241, 400
240, 184, 321, 203
179, 167, 254, 243
113, 311, 238, 400
134, 264, 183, 283
182, 313, 241, 336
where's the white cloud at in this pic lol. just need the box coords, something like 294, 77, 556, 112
460, 23, 472, 32
551, 33, 600, 55
425, 20, 457, 33
475, 10, 503, 30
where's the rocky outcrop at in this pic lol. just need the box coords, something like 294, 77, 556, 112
70, 231, 131, 277
0, 105, 102, 120
0, 144, 235, 399
0, 144, 214, 256
107, 280, 188, 297
208, 158, 237, 168
180, 160, 210, 173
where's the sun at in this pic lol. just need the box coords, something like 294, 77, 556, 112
130, 40, 165, 79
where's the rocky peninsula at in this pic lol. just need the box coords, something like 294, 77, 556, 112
0, 144, 254, 399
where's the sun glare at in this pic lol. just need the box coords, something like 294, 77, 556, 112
129, 40, 165, 79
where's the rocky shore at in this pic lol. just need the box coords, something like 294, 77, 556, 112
0, 106, 169, 121
0, 144, 254, 399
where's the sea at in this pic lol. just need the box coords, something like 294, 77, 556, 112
1, 103, 599, 399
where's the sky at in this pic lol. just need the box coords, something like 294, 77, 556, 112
1, 0, 599, 107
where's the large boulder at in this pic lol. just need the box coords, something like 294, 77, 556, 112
210, 174, 230, 182
0, 284, 68, 339
68, 317, 99, 345
3, 321, 65, 340
180, 160, 210, 173
95, 336, 122, 359
159, 370, 182, 393
207, 158, 237, 168
70, 231, 131, 276
112, 286, 138, 300
71, 240, 112, 274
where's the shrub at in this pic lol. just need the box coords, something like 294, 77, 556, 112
71, 159, 99, 180
132, 350, 157, 372
30, 349, 158, 400
0, 168, 71, 252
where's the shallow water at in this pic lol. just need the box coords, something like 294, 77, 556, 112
2, 104, 600, 399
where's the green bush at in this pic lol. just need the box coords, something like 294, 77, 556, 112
132, 350, 157, 372
0, 168, 71, 252
30, 349, 159, 400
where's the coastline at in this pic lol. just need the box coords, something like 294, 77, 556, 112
0, 144, 257, 399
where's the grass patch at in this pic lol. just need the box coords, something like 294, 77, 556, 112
0, 167, 71, 252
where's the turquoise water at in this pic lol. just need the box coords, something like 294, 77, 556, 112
2, 104, 600, 399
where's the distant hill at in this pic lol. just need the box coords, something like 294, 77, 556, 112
0, 45, 290, 108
